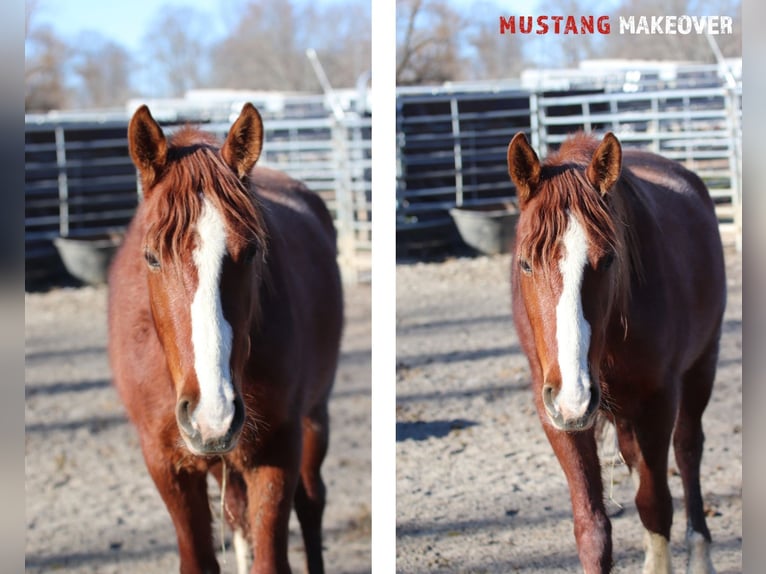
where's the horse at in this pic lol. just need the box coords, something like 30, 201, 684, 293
108, 103, 343, 574
507, 131, 726, 573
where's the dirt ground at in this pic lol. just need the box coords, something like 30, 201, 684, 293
396, 242, 742, 573
25, 282, 371, 573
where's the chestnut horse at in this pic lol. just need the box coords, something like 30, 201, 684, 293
108, 104, 343, 574
508, 132, 725, 573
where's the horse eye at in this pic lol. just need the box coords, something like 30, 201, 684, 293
243, 244, 257, 262
144, 249, 161, 271
599, 253, 615, 271
519, 258, 532, 275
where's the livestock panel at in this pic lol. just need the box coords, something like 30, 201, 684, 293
396, 89, 531, 250
25, 109, 372, 284
396, 78, 741, 253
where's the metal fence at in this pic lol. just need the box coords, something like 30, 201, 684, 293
396, 78, 742, 252
25, 107, 371, 284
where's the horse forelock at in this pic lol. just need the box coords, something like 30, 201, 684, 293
144, 128, 268, 267
518, 164, 617, 267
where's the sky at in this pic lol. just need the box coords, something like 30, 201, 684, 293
32, 0, 228, 52
28, 0, 370, 100
30, 0, 361, 54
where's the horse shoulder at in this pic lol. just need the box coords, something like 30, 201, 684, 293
246, 169, 342, 395
250, 168, 337, 253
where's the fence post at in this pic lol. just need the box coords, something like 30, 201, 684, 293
725, 86, 742, 252
650, 95, 659, 153
582, 101, 591, 133
332, 116, 358, 284
529, 90, 542, 154
450, 96, 464, 207
54, 125, 69, 238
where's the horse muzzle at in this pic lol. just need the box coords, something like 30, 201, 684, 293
175, 394, 246, 455
542, 381, 600, 432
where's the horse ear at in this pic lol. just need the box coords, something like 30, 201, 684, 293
507, 132, 541, 207
128, 105, 167, 189
587, 132, 622, 195
221, 103, 263, 179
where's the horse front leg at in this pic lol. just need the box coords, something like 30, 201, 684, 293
210, 462, 251, 574
243, 423, 302, 574
144, 452, 219, 574
543, 424, 612, 574
633, 392, 677, 574
294, 406, 330, 574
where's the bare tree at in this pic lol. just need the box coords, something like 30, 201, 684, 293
707, 0, 741, 58
530, 0, 605, 67
211, 0, 369, 91
25, 24, 70, 111
142, 5, 209, 96
464, 2, 526, 81
309, 2, 372, 89
25, 0, 39, 38
212, 0, 311, 90
26, 0, 67, 111
604, 0, 741, 62
397, 0, 466, 85
72, 32, 134, 108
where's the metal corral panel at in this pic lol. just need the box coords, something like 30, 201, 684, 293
396, 89, 533, 250
396, 78, 741, 253
25, 121, 139, 273
532, 85, 742, 225
25, 111, 372, 285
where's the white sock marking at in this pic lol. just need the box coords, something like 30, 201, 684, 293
233, 528, 250, 574
190, 198, 235, 438
643, 530, 673, 574
686, 530, 715, 574
555, 215, 592, 420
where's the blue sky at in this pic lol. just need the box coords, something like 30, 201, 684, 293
33, 0, 238, 52
30, 0, 359, 53
32, 0, 631, 56
29, 0, 371, 99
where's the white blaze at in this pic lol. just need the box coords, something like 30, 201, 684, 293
554, 215, 592, 420
190, 198, 235, 438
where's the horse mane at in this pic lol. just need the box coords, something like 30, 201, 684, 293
145, 126, 268, 266
516, 133, 644, 320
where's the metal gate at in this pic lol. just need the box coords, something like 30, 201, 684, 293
25, 106, 371, 284
396, 75, 742, 251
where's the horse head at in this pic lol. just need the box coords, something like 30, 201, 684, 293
508, 132, 626, 431
127, 104, 267, 455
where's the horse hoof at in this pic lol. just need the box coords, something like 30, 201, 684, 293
686, 531, 715, 574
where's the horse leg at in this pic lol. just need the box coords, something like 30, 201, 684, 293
144, 453, 219, 574
294, 406, 329, 574
210, 463, 251, 574
629, 391, 678, 574
243, 423, 302, 574
544, 424, 612, 573
616, 417, 670, 573
674, 345, 718, 574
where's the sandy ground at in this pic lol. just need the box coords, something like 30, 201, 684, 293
396, 243, 742, 573
25, 282, 371, 573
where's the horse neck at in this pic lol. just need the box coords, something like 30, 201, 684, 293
604, 173, 653, 339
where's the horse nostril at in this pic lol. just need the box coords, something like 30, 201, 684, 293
542, 383, 561, 417
231, 396, 245, 436
587, 384, 601, 411
175, 397, 196, 437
